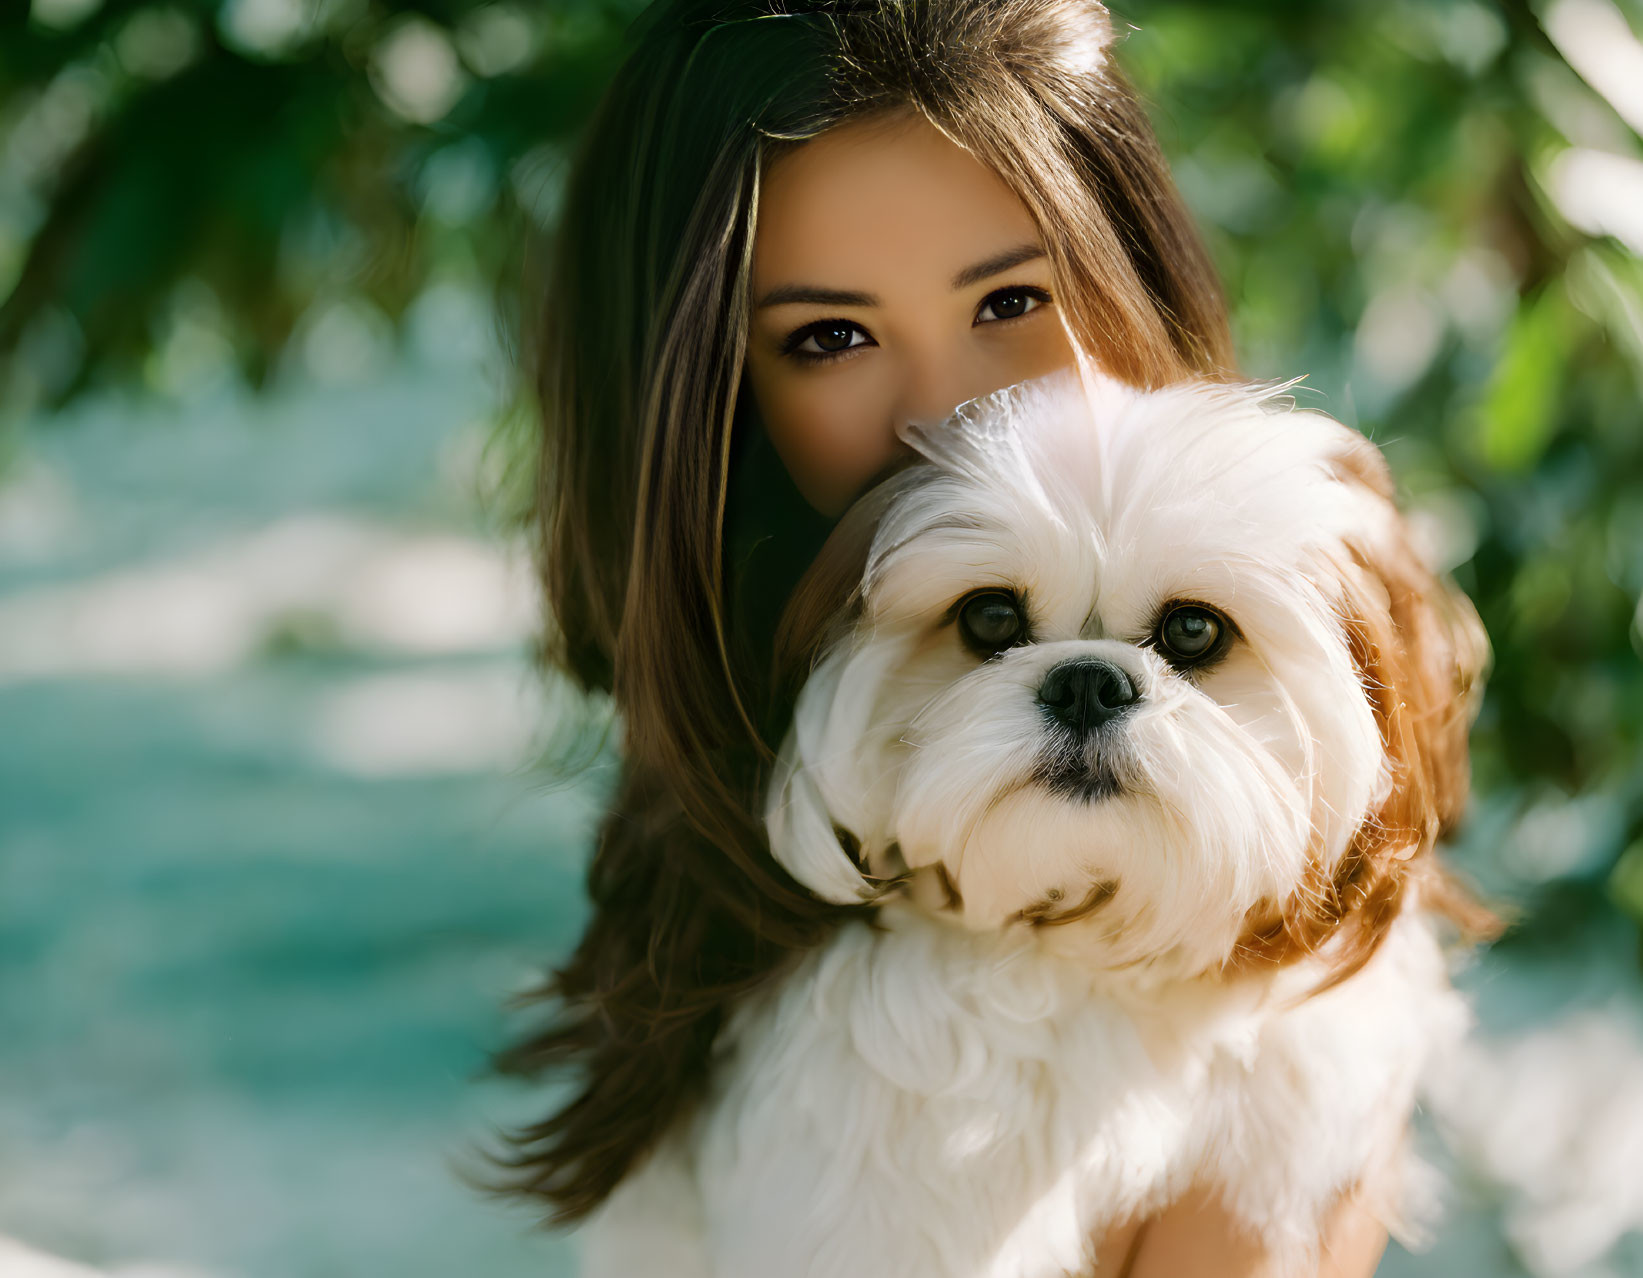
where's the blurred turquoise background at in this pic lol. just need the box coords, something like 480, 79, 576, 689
1, 0, 1641, 1275
0, 341, 610, 1276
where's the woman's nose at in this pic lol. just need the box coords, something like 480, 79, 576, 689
893, 355, 997, 433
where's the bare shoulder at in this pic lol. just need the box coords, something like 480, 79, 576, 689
1089, 1179, 1390, 1278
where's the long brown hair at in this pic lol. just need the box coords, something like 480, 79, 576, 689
485, 0, 1238, 1222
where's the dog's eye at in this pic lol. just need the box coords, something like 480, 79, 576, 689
1156, 604, 1228, 666
957, 591, 1026, 658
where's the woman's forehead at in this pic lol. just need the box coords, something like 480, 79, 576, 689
752, 113, 1043, 303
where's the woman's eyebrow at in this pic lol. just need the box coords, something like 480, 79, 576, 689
951, 241, 1045, 290
754, 242, 1045, 309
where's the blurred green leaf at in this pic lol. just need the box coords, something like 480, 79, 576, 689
1609, 838, 1643, 925
1474, 280, 1581, 473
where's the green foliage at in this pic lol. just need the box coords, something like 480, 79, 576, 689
2, 0, 1640, 940
0, 0, 647, 408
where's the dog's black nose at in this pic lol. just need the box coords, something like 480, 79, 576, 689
1037, 659, 1141, 734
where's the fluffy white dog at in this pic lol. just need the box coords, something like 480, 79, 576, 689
577, 363, 1494, 1278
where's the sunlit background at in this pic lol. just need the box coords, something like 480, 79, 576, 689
0, 0, 1639, 1274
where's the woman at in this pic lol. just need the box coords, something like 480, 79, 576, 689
490, 0, 1392, 1271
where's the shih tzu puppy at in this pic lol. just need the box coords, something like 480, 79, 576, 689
577, 363, 1495, 1278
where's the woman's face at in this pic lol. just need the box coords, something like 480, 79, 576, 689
745, 110, 1078, 515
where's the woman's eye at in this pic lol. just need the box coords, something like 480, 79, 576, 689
1155, 604, 1228, 666
976, 286, 1050, 324
779, 287, 1050, 366
782, 320, 873, 364
957, 591, 1027, 658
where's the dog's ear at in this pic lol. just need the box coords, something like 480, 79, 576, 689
765, 639, 908, 905
1237, 422, 1502, 988
1323, 425, 1490, 846
765, 727, 880, 905
768, 463, 939, 906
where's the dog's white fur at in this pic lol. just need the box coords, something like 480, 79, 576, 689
577, 364, 1479, 1277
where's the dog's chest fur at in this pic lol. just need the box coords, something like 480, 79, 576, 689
578, 902, 1464, 1278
